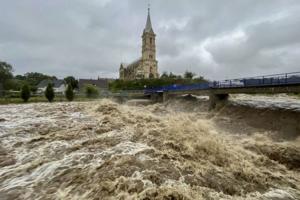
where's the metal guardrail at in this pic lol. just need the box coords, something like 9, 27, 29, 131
144, 72, 300, 94
215, 72, 300, 88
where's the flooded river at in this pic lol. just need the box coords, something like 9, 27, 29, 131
0, 96, 299, 199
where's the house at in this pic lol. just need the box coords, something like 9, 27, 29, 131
37, 79, 66, 94
78, 78, 113, 91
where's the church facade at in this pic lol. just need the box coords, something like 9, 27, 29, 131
119, 8, 159, 80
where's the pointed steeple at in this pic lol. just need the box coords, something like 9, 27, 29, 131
144, 4, 154, 34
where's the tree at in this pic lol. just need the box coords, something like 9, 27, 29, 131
169, 72, 178, 79
45, 83, 55, 102
64, 76, 78, 89
65, 84, 74, 101
193, 76, 207, 83
15, 72, 57, 89
85, 84, 99, 98
184, 71, 196, 79
0, 61, 13, 89
20, 84, 31, 102
160, 72, 169, 79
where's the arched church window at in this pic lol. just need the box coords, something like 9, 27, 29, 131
149, 55, 153, 59
150, 38, 152, 44
149, 73, 154, 79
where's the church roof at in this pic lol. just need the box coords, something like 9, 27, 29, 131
128, 58, 142, 68
120, 58, 142, 69
37, 79, 65, 88
144, 7, 154, 34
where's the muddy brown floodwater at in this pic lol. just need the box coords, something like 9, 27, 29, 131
0, 97, 299, 200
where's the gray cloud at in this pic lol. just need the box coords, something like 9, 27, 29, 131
0, 0, 299, 80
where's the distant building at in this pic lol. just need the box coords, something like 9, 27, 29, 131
78, 78, 113, 90
119, 7, 159, 80
37, 79, 66, 93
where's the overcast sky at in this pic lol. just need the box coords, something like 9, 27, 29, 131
0, 0, 300, 80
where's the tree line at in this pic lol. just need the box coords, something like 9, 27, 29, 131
0, 61, 100, 102
0, 61, 79, 92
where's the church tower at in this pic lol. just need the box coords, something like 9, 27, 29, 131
118, 5, 159, 80
141, 6, 159, 78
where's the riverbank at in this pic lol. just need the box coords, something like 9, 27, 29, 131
0, 96, 101, 105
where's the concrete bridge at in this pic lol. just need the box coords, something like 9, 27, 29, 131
113, 72, 300, 109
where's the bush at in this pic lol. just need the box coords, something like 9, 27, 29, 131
85, 84, 99, 98
65, 84, 74, 101
45, 83, 55, 102
20, 84, 31, 102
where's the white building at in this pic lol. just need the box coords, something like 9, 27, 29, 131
37, 79, 66, 94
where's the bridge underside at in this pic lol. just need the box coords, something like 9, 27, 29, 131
150, 84, 300, 109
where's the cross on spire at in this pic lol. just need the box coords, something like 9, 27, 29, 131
144, 3, 154, 33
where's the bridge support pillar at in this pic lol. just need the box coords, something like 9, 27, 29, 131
150, 93, 160, 102
209, 94, 229, 110
162, 92, 169, 102
150, 92, 169, 103
113, 96, 127, 103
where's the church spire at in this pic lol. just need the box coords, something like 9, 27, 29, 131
144, 4, 154, 33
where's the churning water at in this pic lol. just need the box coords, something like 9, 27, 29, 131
0, 96, 299, 200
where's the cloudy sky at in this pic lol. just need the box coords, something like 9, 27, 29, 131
0, 0, 300, 80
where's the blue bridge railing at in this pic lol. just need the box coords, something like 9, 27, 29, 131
144, 72, 300, 94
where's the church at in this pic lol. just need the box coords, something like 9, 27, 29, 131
119, 8, 159, 80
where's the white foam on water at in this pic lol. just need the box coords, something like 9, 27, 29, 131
231, 94, 300, 111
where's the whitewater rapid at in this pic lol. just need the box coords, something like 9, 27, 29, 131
0, 97, 299, 199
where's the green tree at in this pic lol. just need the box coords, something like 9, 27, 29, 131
160, 72, 169, 79
0, 61, 14, 89
184, 71, 196, 79
169, 72, 178, 79
45, 83, 55, 102
85, 84, 99, 98
16, 72, 57, 89
20, 84, 31, 102
65, 84, 74, 101
64, 76, 78, 89
193, 76, 207, 83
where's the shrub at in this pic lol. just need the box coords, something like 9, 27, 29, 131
85, 84, 99, 98
20, 84, 31, 102
65, 84, 74, 101
45, 83, 55, 102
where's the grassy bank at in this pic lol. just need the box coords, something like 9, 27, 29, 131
0, 95, 101, 105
